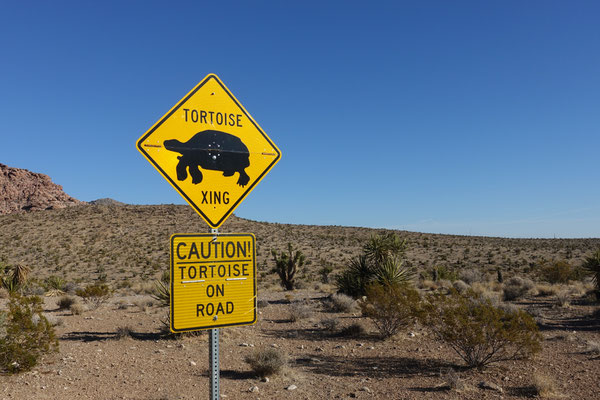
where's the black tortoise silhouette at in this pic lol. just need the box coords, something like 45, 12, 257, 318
164, 130, 250, 187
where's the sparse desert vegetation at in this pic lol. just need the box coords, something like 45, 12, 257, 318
1, 204, 599, 399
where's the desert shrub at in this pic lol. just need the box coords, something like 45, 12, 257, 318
432, 265, 458, 282
459, 268, 484, 285
336, 233, 413, 297
535, 283, 559, 297
539, 260, 584, 284
115, 326, 134, 340
583, 249, 600, 297
257, 299, 269, 308
320, 317, 340, 332
421, 289, 542, 370
244, 348, 287, 378
63, 282, 79, 294
0, 295, 59, 373
503, 276, 534, 301
57, 295, 77, 310
531, 373, 561, 398
70, 303, 86, 315
339, 322, 366, 338
359, 283, 422, 339
271, 243, 305, 290
325, 293, 356, 313
288, 303, 312, 322
555, 290, 570, 307
452, 280, 470, 293
318, 260, 334, 283
76, 283, 111, 308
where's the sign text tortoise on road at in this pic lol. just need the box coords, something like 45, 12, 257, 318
137, 74, 281, 228
170, 233, 256, 332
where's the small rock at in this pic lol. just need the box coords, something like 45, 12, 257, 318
479, 381, 503, 392
261, 377, 269, 383
315, 347, 324, 352
189, 361, 197, 366
249, 385, 259, 393
335, 345, 345, 349
367, 346, 375, 350
361, 386, 372, 393
240, 343, 249, 347
408, 332, 416, 337
286, 384, 298, 391
270, 343, 279, 348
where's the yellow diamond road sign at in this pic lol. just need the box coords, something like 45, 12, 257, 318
137, 74, 281, 228
170, 233, 256, 332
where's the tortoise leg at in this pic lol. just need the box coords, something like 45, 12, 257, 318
237, 170, 250, 187
175, 156, 188, 181
189, 164, 203, 184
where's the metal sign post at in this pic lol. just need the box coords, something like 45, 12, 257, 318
209, 328, 219, 400
209, 228, 220, 400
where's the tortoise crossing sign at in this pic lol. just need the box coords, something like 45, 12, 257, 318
137, 74, 281, 228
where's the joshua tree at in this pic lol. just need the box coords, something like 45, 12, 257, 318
271, 243, 305, 290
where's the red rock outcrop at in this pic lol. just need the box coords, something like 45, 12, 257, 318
0, 163, 83, 214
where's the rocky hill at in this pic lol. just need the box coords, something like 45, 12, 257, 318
0, 163, 83, 214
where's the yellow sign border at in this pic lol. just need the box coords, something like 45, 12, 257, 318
137, 74, 281, 228
169, 233, 257, 332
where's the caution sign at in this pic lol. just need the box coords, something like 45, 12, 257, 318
170, 233, 256, 332
137, 74, 281, 228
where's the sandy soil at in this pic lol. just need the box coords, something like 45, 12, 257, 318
1, 289, 599, 400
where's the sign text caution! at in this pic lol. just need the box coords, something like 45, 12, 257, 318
170, 233, 256, 332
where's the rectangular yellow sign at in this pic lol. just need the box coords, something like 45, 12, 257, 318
170, 233, 256, 332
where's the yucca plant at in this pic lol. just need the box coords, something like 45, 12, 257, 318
336, 233, 414, 297
583, 249, 600, 297
373, 255, 415, 287
151, 280, 170, 307
1, 264, 31, 295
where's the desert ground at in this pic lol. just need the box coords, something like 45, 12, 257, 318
1, 204, 599, 399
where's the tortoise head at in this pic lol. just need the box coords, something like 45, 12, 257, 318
164, 139, 184, 154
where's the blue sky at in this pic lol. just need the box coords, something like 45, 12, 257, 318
1, 1, 598, 238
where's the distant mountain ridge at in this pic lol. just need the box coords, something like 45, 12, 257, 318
0, 163, 83, 214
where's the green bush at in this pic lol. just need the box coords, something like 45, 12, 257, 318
359, 283, 422, 339
76, 283, 111, 308
0, 295, 59, 373
57, 295, 77, 310
421, 289, 542, 370
432, 265, 458, 282
244, 348, 287, 378
503, 276, 535, 301
539, 260, 584, 284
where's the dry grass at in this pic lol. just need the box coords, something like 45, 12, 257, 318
532, 373, 562, 398
0, 204, 597, 297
